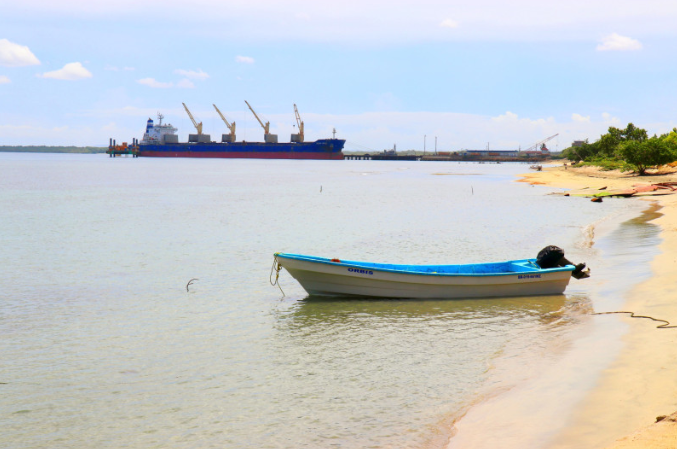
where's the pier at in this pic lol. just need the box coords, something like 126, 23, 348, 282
343, 154, 422, 161
343, 153, 547, 163
106, 138, 139, 158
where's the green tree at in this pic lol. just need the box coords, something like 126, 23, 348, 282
661, 128, 677, 149
617, 136, 676, 175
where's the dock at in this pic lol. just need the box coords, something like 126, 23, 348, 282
106, 139, 139, 158
343, 153, 548, 163
344, 154, 421, 161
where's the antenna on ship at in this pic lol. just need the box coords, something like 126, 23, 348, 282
157, 112, 164, 125
332, 128, 336, 139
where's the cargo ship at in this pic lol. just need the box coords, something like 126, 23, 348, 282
107, 102, 345, 160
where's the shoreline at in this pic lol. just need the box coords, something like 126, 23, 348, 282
520, 163, 677, 448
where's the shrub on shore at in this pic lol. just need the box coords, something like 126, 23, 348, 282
563, 124, 677, 175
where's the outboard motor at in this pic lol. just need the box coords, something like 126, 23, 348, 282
536, 245, 590, 279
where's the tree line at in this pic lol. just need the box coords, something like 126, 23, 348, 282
562, 123, 677, 175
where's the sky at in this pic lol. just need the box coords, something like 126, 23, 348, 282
1, 0, 677, 151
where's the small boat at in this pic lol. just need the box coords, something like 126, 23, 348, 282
274, 253, 575, 299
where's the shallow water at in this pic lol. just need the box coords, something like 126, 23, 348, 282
0, 154, 652, 448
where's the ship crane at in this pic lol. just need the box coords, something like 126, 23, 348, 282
213, 104, 236, 143
524, 133, 559, 152
292, 103, 304, 143
245, 100, 277, 143
245, 100, 269, 135
182, 102, 203, 135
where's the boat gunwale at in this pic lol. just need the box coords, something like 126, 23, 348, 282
275, 253, 575, 278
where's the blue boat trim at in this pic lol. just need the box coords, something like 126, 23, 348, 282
275, 253, 575, 277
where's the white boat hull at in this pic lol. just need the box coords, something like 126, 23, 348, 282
276, 254, 573, 299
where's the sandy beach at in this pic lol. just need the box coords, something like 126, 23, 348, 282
520, 163, 677, 449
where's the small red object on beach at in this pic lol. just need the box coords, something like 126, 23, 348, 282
331, 258, 341, 263
591, 197, 603, 203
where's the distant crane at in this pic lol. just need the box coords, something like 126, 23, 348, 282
182, 102, 203, 135
244, 100, 270, 136
292, 103, 304, 143
524, 133, 559, 152
213, 104, 236, 142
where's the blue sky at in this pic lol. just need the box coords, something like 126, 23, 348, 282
2, 0, 677, 151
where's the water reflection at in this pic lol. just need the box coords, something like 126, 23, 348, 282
269, 293, 592, 448
283, 294, 571, 325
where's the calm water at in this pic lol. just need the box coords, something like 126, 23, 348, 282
0, 154, 656, 448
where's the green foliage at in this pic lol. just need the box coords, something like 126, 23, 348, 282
0, 146, 107, 154
570, 123, 677, 175
562, 140, 597, 162
607, 123, 648, 143
660, 128, 677, 148
577, 157, 626, 171
617, 137, 677, 175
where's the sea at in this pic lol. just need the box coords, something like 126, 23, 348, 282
0, 153, 661, 448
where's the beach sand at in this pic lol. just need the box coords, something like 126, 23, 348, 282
520, 163, 677, 449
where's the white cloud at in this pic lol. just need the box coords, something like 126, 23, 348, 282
295, 12, 311, 20
174, 68, 209, 80
0, 75, 10, 84
493, 111, 519, 122
137, 77, 173, 88
439, 18, 458, 29
236, 55, 255, 64
0, 39, 40, 67
176, 78, 195, 88
40, 62, 92, 80
596, 33, 642, 51
572, 113, 590, 122
600, 112, 621, 126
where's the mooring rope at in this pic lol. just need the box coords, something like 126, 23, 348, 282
593, 311, 677, 329
269, 254, 285, 297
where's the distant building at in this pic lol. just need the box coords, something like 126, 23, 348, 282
572, 140, 586, 147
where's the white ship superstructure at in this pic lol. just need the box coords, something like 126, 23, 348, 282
142, 113, 178, 144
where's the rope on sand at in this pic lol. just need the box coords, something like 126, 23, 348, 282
593, 311, 677, 329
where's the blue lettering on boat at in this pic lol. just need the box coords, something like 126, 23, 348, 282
348, 268, 374, 275
518, 274, 542, 279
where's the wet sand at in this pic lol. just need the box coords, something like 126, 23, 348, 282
520, 163, 677, 449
